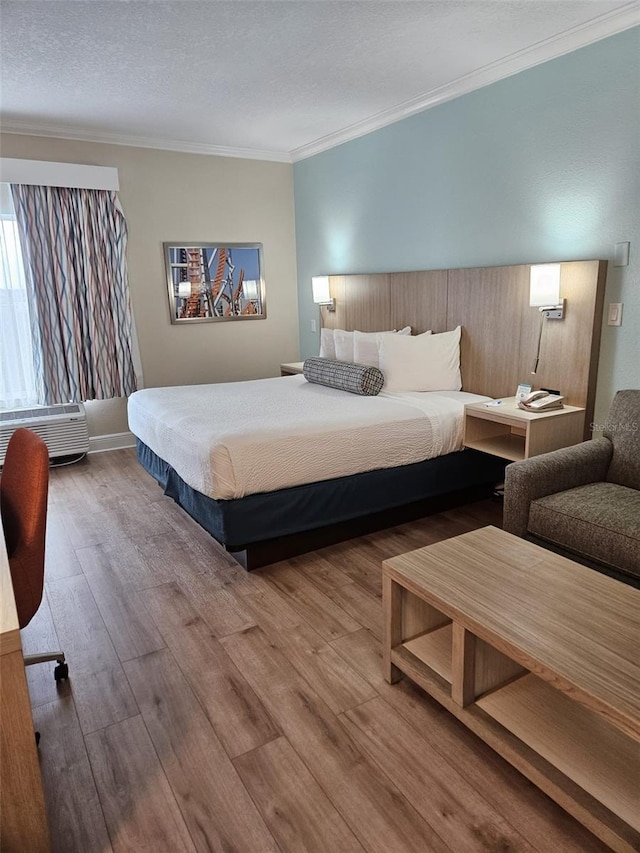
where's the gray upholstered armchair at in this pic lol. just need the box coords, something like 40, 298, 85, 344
504, 389, 640, 583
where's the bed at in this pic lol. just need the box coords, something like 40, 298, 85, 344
128, 373, 505, 567
129, 259, 606, 568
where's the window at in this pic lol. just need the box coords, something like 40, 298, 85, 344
0, 183, 39, 409
0, 161, 140, 405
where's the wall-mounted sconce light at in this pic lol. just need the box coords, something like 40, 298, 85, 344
530, 263, 564, 374
242, 280, 260, 301
312, 275, 336, 312
530, 263, 564, 319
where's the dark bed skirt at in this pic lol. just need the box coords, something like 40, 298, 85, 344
136, 440, 505, 553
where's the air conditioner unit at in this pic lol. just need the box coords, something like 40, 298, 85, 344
0, 403, 89, 466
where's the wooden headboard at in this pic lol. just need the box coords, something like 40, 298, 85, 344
324, 260, 607, 433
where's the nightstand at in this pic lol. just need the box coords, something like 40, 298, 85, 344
463, 397, 585, 461
280, 361, 305, 376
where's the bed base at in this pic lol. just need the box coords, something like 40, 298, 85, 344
136, 440, 505, 570
227, 484, 496, 569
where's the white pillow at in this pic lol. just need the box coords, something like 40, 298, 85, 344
319, 327, 336, 360
325, 326, 412, 365
379, 327, 462, 392
353, 327, 415, 368
334, 329, 355, 362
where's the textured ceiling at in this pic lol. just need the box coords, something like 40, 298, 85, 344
0, 0, 637, 160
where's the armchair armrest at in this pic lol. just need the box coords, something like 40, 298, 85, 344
503, 438, 612, 537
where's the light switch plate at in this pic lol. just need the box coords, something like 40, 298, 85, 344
311, 318, 317, 333
614, 241, 630, 267
608, 303, 623, 326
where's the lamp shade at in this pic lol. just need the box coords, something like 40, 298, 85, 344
530, 264, 561, 307
312, 275, 331, 304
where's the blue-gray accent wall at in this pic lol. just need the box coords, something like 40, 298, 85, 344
294, 28, 639, 425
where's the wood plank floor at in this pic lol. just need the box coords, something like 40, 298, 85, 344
24, 449, 610, 853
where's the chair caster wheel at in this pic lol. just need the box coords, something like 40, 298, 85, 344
35, 731, 41, 746
54, 662, 69, 682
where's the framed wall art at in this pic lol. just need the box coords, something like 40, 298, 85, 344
164, 242, 266, 324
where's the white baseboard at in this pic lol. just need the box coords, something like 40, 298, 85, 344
88, 431, 136, 453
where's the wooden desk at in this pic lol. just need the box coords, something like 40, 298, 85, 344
0, 517, 51, 851
383, 527, 640, 853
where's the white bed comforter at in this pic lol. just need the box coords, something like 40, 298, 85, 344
127, 375, 490, 500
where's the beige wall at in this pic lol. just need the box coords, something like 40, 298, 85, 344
0, 134, 300, 437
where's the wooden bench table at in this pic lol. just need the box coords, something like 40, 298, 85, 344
383, 526, 640, 853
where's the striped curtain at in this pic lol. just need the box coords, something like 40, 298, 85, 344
10, 184, 137, 404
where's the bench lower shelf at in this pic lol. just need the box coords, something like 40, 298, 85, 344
390, 630, 640, 853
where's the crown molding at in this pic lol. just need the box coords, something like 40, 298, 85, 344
2, 3, 637, 165
0, 121, 292, 163
291, 2, 640, 162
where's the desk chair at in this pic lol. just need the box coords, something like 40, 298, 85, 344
1, 428, 68, 682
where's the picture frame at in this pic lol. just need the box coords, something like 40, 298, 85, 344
164, 242, 266, 324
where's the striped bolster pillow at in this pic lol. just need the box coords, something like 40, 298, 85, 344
302, 357, 384, 396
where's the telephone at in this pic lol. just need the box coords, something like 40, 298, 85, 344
518, 390, 564, 411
